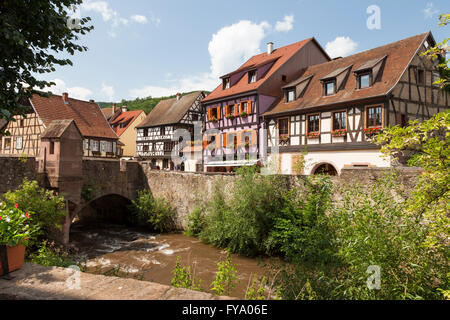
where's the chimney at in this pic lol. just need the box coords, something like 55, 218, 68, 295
89, 99, 95, 103
267, 42, 274, 55
62, 92, 69, 104
176, 93, 181, 101
112, 103, 116, 114
121, 105, 128, 113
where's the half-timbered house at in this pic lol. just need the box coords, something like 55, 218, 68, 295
201, 39, 330, 172
0, 92, 119, 158
136, 91, 205, 171
263, 32, 449, 175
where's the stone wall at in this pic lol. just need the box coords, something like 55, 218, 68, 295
0, 155, 42, 194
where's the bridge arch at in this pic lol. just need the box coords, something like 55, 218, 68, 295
74, 193, 133, 224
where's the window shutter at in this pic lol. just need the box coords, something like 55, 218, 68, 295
222, 133, 227, 148
247, 101, 252, 114
251, 129, 258, 146
234, 104, 238, 116
208, 108, 211, 120
216, 107, 221, 120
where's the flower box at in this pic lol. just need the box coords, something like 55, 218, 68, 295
279, 135, 290, 143
210, 117, 218, 123
239, 112, 248, 117
307, 132, 320, 139
331, 129, 347, 137
225, 115, 235, 120
363, 127, 382, 135
0, 245, 26, 276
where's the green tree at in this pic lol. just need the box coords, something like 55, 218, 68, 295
422, 13, 449, 92
0, 0, 93, 133
374, 111, 449, 250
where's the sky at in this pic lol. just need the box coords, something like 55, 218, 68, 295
40, 0, 450, 102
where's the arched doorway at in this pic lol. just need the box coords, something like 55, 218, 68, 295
313, 163, 338, 176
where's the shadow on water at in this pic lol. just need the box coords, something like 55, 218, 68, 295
69, 222, 277, 299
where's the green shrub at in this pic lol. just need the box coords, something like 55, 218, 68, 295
210, 253, 239, 296
200, 166, 288, 256
170, 257, 203, 291
245, 275, 268, 300
2, 179, 66, 244
185, 205, 207, 237
28, 240, 76, 268
129, 190, 177, 233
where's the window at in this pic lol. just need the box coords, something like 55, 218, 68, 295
91, 140, 99, 152
417, 69, 425, 85
332, 111, 347, 131
164, 142, 174, 152
19, 119, 24, 128
192, 114, 199, 121
239, 102, 248, 114
307, 114, 320, 133
16, 137, 23, 150
286, 89, 295, 102
106, 141, 113, 153
143, 145, 149, 152
366, 106, 382, 128
248, 70, 257, 83
83, 140, 88, 150
4, 138, 11, 150
225, 104, 235, 117
278, 118, 289, 136
209, 107, 218, 120
49, 141, 55, 155
113, 142, 117, 154
161, 127, 165, 135
223, 77, 230, 89
324, 80, 335, 96
143, 128, 148, 137
358, 73, 371, 89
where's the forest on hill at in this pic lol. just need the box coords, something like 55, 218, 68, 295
98, 91, 209, 115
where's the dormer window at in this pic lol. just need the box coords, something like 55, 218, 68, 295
248, 70, 257, 83
286, 89, 295, 102
223, 77, 230, 89
324, 80, 336, 96
358, 72, 372, 89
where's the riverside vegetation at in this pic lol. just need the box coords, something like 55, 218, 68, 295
184, 111, 449, 300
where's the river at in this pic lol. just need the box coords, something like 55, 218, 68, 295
70, 222, 278, 299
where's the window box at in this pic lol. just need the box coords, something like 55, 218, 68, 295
239, 112, 248, 117
210, 117, 218, 123
331, 129, 347, 137
226, 115, 235, 120
307, 132, 320, 139
363, 127, 382, 135
279, 134, 290, 143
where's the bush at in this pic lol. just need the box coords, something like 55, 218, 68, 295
1, 179, 66, 244
170, 257, 203, 291
28, 240, 76, 268
185, 205, 207, 237
199, 166, 288, 256
210, 253, 239, 296
129, 190, 177, 233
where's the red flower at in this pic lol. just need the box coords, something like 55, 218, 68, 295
0, 216, 2, 221
26, 212, 30, 219
15, 203, 19, 209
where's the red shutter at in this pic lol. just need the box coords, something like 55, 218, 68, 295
247, 101, 252, 114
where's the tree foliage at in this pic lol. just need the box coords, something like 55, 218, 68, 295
0, 0, 93, 132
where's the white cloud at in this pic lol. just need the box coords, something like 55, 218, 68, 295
101, 83, 115, 101
131, 15, 148, 24
275, 15, 294, 32
44, 79, 93, 101
325, 36, 358, 58
208, 20, 271, 78
129, 15, 295, 98
424, 2, 439, 19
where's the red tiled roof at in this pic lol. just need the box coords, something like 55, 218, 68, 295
30, 93, 118, 140
110, 110, 145, 137
264, 32, 430, 116
202, 38, 314, 102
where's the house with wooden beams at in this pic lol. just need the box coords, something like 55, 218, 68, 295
136, 91, 206, 172
0, 92, 119, 158
263, 32, 449, 175
108, 106, 146, 158
201, 39, 330, 172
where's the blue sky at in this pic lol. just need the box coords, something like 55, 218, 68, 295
41, 0, 450, 102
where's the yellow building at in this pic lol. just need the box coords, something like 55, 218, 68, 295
108, 106, 146, 158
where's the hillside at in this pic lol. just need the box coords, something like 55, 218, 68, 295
98, 91, 210, 115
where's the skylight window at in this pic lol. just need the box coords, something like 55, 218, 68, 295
248, 70, 257, 83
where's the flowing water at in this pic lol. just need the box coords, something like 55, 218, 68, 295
70, 222, 277, 299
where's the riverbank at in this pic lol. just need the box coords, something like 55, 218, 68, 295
0, 263, 236, 300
